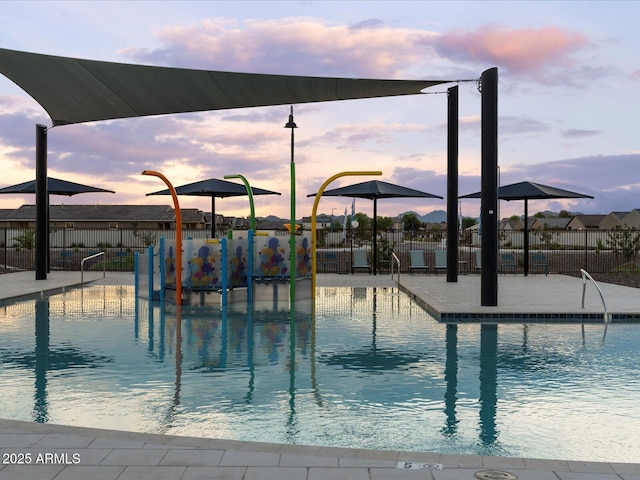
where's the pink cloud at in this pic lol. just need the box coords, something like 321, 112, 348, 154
434, 25, 588, 74
119, 18, 438, 78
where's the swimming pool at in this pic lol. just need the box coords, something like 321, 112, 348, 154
1, 285, 638, 463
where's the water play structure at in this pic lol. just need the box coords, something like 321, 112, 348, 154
135, 230, 312, 306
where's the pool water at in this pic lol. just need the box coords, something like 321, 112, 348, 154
1, 285, 639, 462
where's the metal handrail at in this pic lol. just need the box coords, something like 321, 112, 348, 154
391, 252, 400, 283
580, 269, 610, 323
81, 251, 105, 287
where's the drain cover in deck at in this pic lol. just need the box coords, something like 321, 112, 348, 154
475, 471, 518, 480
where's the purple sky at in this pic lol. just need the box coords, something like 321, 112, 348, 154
1, 1, 639, 220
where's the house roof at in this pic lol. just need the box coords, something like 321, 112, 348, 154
571, 214, 606, 227
532, 217, 571, 229
6, 204, 176, 222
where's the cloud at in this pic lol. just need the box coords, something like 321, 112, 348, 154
434, 25, 589, 78
562, 129, 601, 138
118, 17, 441, 78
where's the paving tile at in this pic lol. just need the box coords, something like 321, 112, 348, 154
116, 465, 186, 480
181, 466, 246, 480
309, 467, 370, 480
277, 444, 322, 455
89, 437, 147, 449
522, 457, 570, 472
280, 453, 338, 467
34, 433, 96, 448
55, 447, 112, 465
316, 446, 360, 458
0, 433, 45, 447
556, 473, 622, 480
340, 457, 397, 468
567, 460, 617, 474
0, 464, 65, 480
482, 455, 526, 469
613, 463, 640, 475
432, 468, 481, 479
53, 465, 125, 480
371, 467, 435, 479
438, 453, 483, 468
244, 466, 309, 480
219, 450, 280, 466
160, 449, 224, 466
100, 448, 168, 466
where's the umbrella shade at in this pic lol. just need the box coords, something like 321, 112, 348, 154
147, 178, 281, 237
459, 181, 594, 201
0, 177, 115, 196
460, 181, 593, 275
309, 180, 442, 275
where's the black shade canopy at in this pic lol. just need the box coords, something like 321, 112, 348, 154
0, 48, 452, 126
460, 181, 594, 275
459, 181, 594, 201
0, 177, 115, 196
147, 178, 280, 237
310, 180, 443, 274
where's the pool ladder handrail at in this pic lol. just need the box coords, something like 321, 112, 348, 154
390, 252, 400, 283
81, 251, 106, 287
580, 269, 610, 323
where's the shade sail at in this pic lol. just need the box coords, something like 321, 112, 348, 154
460, 181, 593, 275
147, 178, 280, 237
310, 180, 442, 275
0, 177, 115, 196
0, 48, 452, 126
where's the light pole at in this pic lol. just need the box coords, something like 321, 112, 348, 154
285, 106, 297, 309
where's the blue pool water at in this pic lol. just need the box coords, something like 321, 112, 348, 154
1, 285, 639, 463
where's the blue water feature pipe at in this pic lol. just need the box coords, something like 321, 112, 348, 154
147, 245, 154, 301
248, 229, 254, 304
221, 237, 228, 308
159, 237, 165, 303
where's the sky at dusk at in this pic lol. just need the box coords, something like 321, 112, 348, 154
1, 0, 639, 222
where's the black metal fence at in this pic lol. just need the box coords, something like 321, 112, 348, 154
1, 226, 639, 275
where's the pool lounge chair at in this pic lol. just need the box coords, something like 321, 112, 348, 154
409, 250, 429, 274
351, 250, 371, 273
474, 250, 481, 272
532, 253, 549, 276
434, 249, 447, 274
500, 253, 517, 274
323, 252, 338, 273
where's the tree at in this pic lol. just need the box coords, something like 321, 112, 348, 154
607, 225, 640, 262
376, 216, 394, 230
461, 217, 478, 229
13, 229, 35, 251
402, 213, 422, 232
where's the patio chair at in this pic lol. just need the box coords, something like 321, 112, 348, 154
56, 250, 73, 270
409, 250, 429, 274
532, 253, 549, 276
351, 250, 371, 273
323, 252, 338, 273
474, 250, 481, 272
500, 253, 517, 274
434, 249, 447, 274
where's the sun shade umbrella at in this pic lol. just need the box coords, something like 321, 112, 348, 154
146, 178, 281, 238
460, 181, 593, 275
309, 180, 442, 275
0, 177, 115, 196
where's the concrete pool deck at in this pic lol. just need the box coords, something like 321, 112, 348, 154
1, 270, 639, 479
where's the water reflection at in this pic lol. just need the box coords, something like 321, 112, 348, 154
2, 285, 635, 460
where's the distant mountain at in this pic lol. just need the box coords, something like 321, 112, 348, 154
399, 210, 447, 223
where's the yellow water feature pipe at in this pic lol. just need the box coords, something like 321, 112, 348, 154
311, 171, 382, 293
142, 170, 183, 305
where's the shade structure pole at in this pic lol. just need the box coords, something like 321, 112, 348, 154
373, 199, 378, 275
480, 68, 498, 306
523, 199, 529, 276
211, 197, 216, 238
285, 107, 297, 311
447, 86, 459, 282
35, 124, 48, 280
